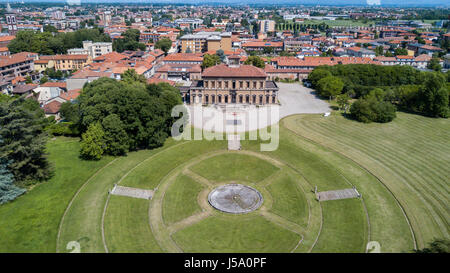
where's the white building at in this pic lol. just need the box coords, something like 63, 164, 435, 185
68, 41, 112, 59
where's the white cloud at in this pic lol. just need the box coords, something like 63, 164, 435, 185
367, 0, 381, 5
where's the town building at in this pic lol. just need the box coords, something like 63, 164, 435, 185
0, 52, 37, 78
53, 54, 91, 71
258, 20, 276, 33
186, 63, 279, 105
180, 32, 232, 53
68, 41, 113, 59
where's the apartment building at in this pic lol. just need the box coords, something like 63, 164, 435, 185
258, 20, 276, 33
0, 52, 37, 78
180, 32, 232, 53
53, 54, 91, 71
68, 41, 113, 59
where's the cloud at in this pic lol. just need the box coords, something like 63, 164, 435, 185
367, 0, 381, 5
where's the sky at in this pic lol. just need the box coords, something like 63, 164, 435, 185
2, 0, 450, 7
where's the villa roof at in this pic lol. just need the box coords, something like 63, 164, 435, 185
202, 64, 267, 78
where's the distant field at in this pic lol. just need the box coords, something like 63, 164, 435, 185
278, 19, 374, 30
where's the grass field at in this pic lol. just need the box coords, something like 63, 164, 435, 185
266, 171, 308, 226
172, 215, 301, 253
282, 112, 450, 249
1, 110, 445, 253
162, 174, 204, 225
189, 153, 279, 183
0, 138, 113, 252
104, 196, 162, 253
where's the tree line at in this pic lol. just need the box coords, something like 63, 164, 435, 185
8, 28, 111, 55
308, 64, 450, 123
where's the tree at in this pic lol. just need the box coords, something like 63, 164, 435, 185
0, 157, 26, 205
25, 76, 32, 84
112, 29, 145, 53
121, 69, 146, 85
0, 98, 51, 183
414, 239, 449, 253
216, 49, 226, 62
415, 73, 449, 118
202, 54, 221, 69
43, 24, 58, 33
101, 114, 129, 156
375, 45, 384, 56
317, 76, 344, 99
394, 47, 408, 56
8, 29, 111, 55
244, 56, 265, 68
427, 57, 442, 71
350, 97, 396, 123
336, 93, 350, 112
155, 38, 172, 53
308, 69, 332, 88
263, 46, 274, 55
40, 76, 48, 84
75, 77, 183, 158
60, 101, 80, 124
80, 123, 105, 160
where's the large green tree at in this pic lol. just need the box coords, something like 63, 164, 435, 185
80, 122, 105, 160
202, 54, 221, 69
415, 73, 449, 118
76, 77, 183, 159
155, 38, 172, 53
244, 56, 265, 68
317, 76, 344, 99
0, 98, 51, 183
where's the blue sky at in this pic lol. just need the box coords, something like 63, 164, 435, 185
2, 0, 449, 7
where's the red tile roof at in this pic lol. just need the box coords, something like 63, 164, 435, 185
0, 35, 15, 42
43, 100, 62, 114
40, 81, 67, 88
163, 53, 203, 62
53, 54, 89, 60
147, 77, 176, 86
241, 41, 283, 48
93, 51, 128, 62
60, 89, 81, 101
202, 64, 267, 78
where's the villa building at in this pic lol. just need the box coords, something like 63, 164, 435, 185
186, 63, 279, 105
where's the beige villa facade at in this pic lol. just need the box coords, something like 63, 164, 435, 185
187, 64, 279, 105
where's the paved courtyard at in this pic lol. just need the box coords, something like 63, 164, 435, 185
276, 82, 331, 117
187, 83, 330, 133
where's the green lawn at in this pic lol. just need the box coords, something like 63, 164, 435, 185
172, 215, 301, 253
3, 110, 438, 253
0, 138, 113, 252
104, 196, 162, 253
283, 112, 450, 249
313, 199, 368, 253
121, 139, 225, 189
266, 171, 308, 226
56, 147, 167, 253
189, 153, 279, 183
162, 174, 204, 225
